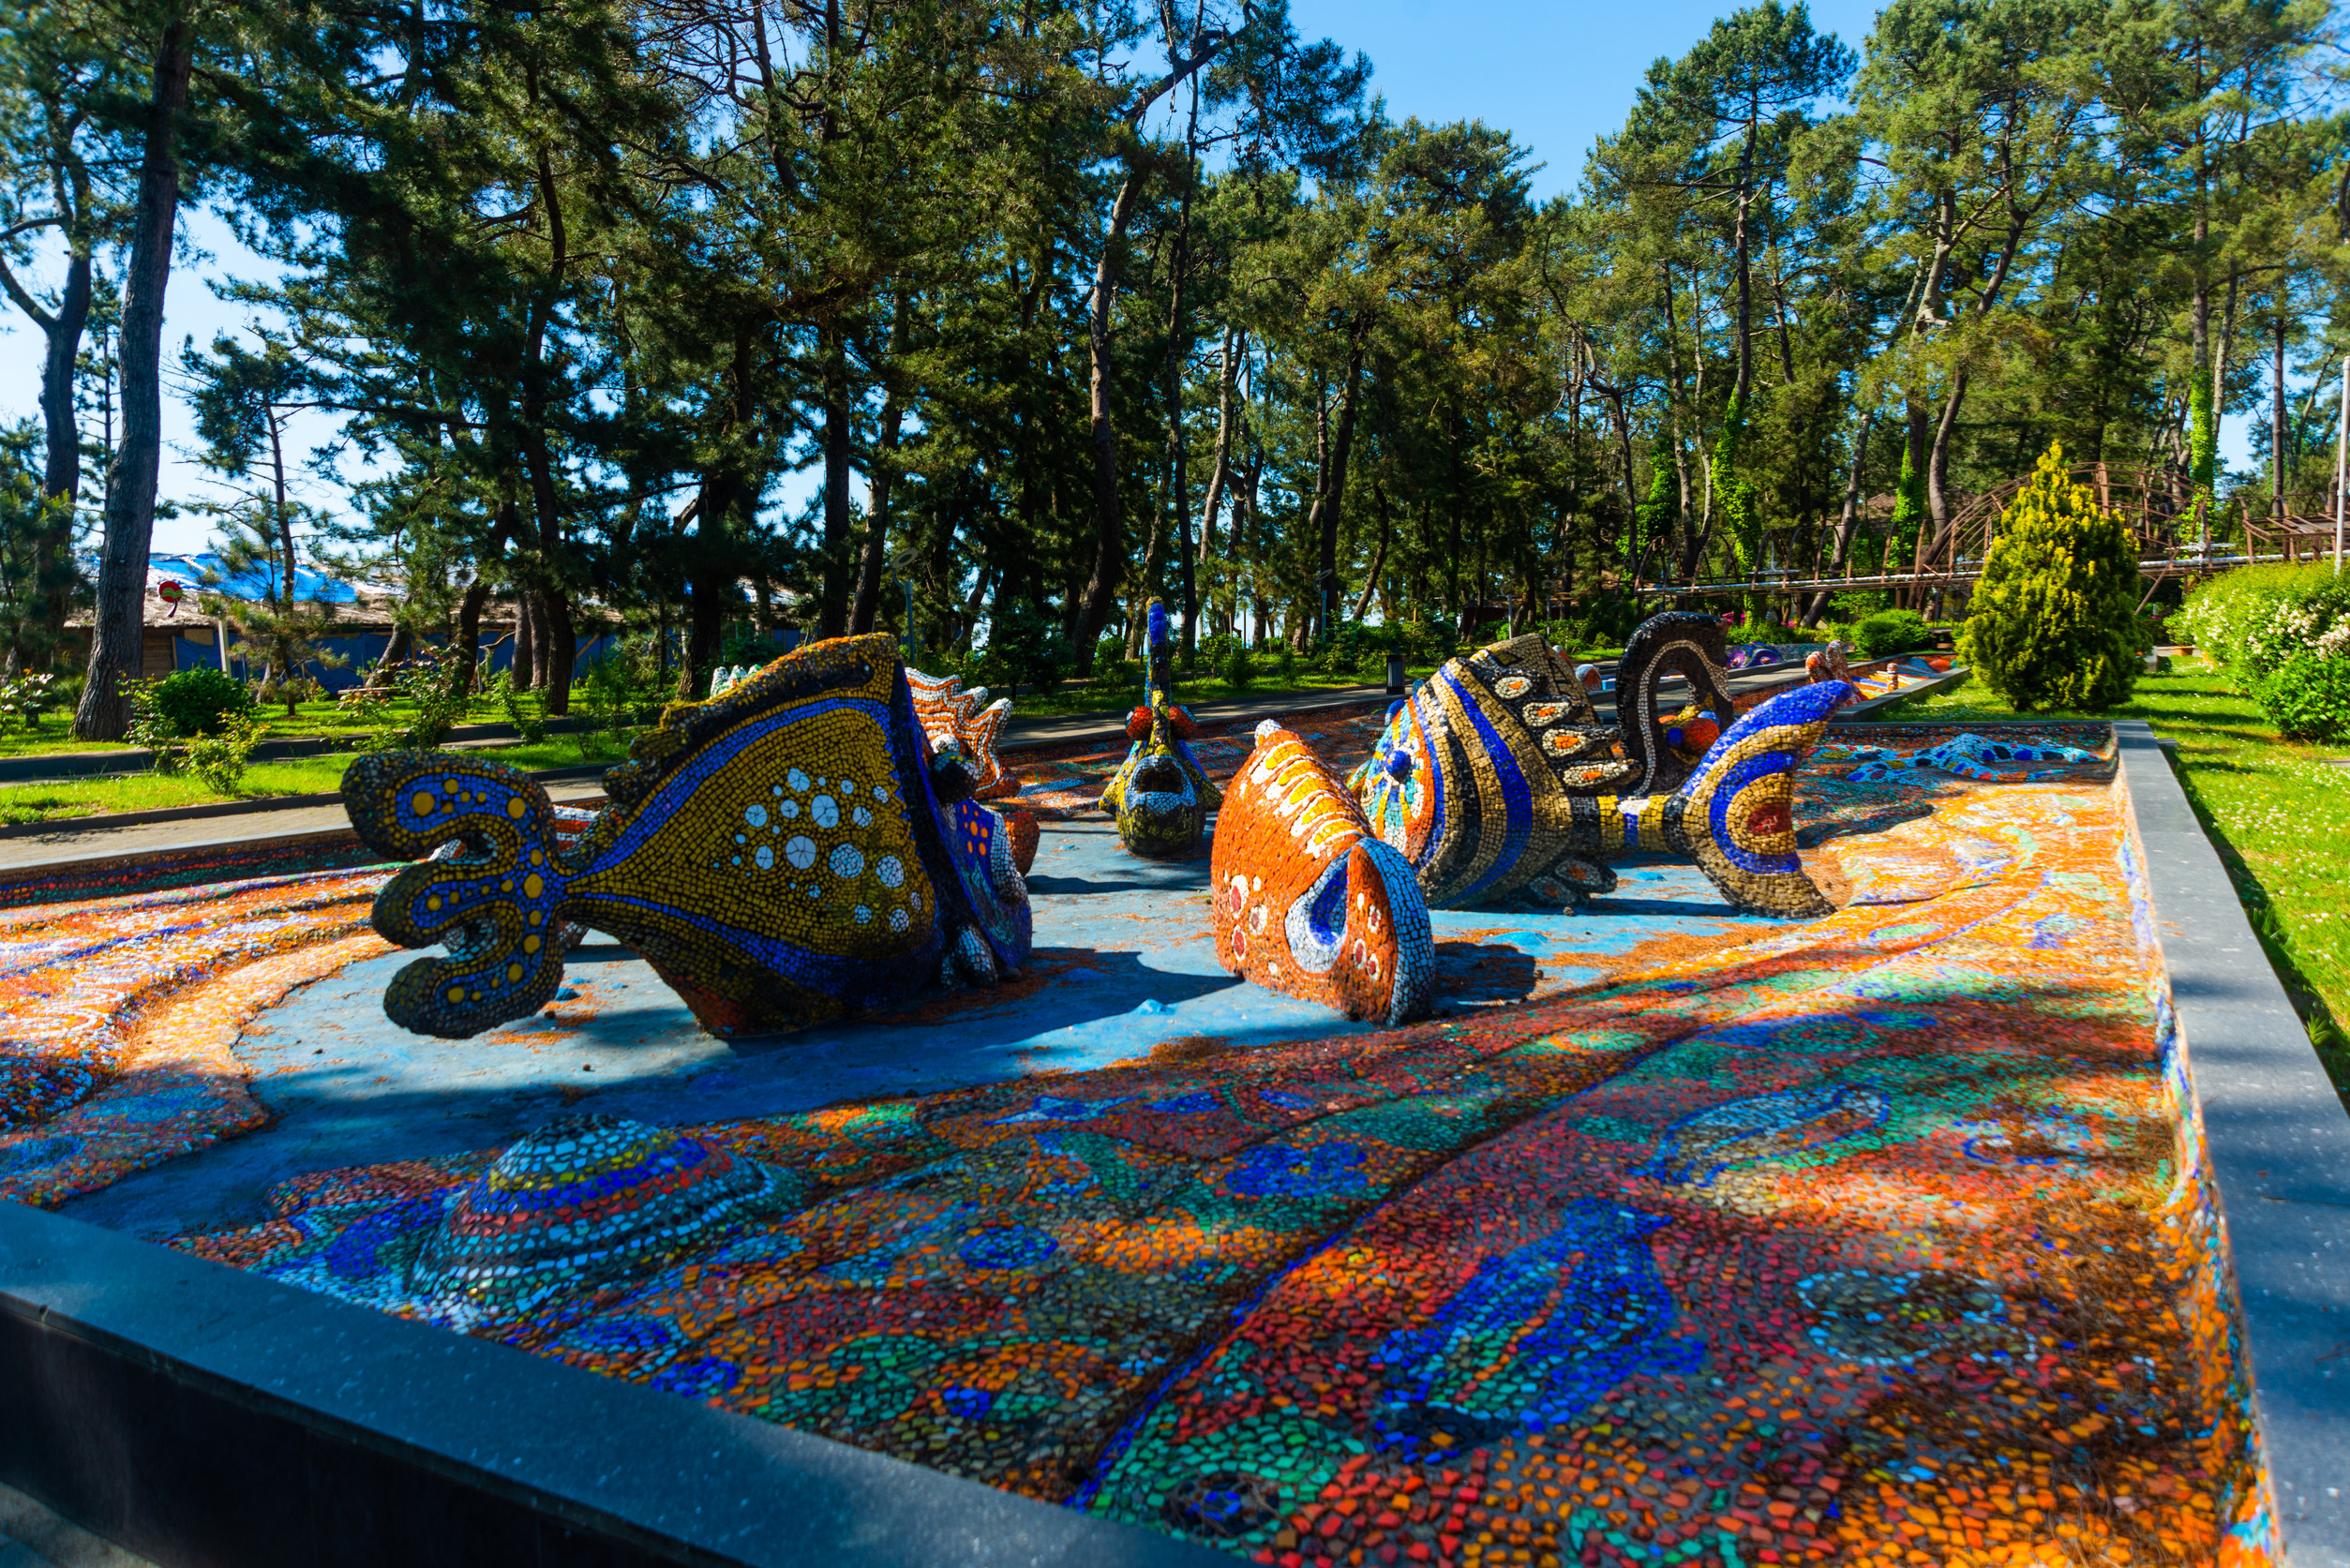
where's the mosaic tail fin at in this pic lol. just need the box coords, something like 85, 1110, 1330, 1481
342, 752, 577, 1038
1662, 681, 1854, 920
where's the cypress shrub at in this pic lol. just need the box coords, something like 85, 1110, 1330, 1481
1957, 442, 2142, 712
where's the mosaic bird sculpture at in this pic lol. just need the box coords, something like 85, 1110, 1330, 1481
1100, 599, 1220, 859
1212, 721, 1436, 1025
340, 634, 1032, 1040
1352, 674, 1856, 918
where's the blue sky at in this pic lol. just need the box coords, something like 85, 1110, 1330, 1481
0, 0, 2266, 556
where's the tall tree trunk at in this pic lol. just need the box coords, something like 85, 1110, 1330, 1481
74, 21, 191, 739
456, 575, 492, 694
0, 235, 96, 663
1306, 335, 1365, 643
852, 294, 910, 635
2272, 311, 2287, 525
514, 591, 537, 689
1197, 327, 1240, 612
1073, 165, 1149, 676
536, 586, 575, 704
1805, 408, 1876, 626
817, 323, 856, 638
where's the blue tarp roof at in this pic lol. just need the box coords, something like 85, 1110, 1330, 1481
147, 552, 361, 605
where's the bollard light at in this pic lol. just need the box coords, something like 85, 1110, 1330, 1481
1385, 650, 1407, 694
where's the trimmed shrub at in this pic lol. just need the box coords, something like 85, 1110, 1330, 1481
1956, 443, 2141, 712
1850, 608, 1929, 659
2252, 652, 2350, 742
1221, 644, 1257, 691
149, 666, 257, 737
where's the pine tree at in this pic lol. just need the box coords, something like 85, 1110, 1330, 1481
1957, 441, 2142, 712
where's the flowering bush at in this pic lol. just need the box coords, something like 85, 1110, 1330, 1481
2178, 564, 2350, 676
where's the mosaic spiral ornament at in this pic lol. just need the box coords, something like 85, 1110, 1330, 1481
342, 634, 1031, 1039
407, 1113, 799, 1332
1612, 611, 1741, 797
1212, 722, 1435, 1025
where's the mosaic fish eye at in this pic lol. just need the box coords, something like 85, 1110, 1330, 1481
876, 856, 905, 889
811, 796, 840, 828
1493, 675, 1534, 698
786, 769, 811, 792
785, 836, 817, 870
744, 804, 768, 828
830, 844, 864, 878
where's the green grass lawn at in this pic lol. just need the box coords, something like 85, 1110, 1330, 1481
0, 730, 644, 827
1880, 666, 2350, 1105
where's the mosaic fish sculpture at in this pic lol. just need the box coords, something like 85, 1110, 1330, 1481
1212, 721, 1436, 1025
340, 634, 1032, 1039
1353, 673, 1858, 918
1100, 599, 1220, 859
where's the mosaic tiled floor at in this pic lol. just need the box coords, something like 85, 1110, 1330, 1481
1, 714, 2277, 1565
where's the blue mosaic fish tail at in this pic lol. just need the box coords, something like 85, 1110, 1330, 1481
342, 751, 576, 1038
1657, 679, 1855, 919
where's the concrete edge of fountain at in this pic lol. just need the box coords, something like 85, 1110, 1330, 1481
2115, 718, 2350, 1568
0, 1200, 1229, 1568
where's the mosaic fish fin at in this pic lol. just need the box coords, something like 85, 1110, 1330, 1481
1660, 680, 1854, 919
342, 752, 576, 1038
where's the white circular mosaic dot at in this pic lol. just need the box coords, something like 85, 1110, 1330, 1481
909, 889, 922, 911
872, 784, 889, 800
744, 804, 768, 828
785, 835, 817, 870
811, 795, 840, 828
889, 906, 909, 933
754, 844, 774, 869
780, 799, 801, 819
876, 855, 905, 889
830, 844, 864, 878
852, 805, 872, 827
787, 769, 811, 792
853, 905, 873, 924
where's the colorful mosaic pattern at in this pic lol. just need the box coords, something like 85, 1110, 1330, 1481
907, 666, 1022, 802
182, 751, 2274, 1567
1100, 601, 1222, 859
338, 635, 1034, 1039
1354, 662, 1853, 917
1833, 733, 2103, 786
1212, 722, 1436, 1026
0, 868, 391, 1205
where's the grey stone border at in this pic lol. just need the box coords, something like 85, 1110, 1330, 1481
2117, 718, 2350, 1565
0, 1202, 1227, 1568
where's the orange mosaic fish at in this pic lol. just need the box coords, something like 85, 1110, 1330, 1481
1211, 722, 1435, 1025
